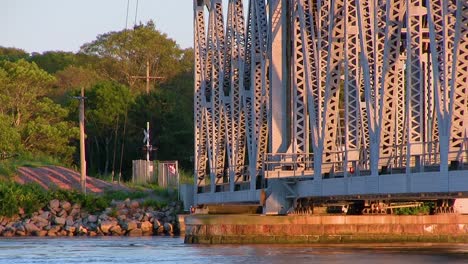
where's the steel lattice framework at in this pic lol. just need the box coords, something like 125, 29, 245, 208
193, 0, 468, 204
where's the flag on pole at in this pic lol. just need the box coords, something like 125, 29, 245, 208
167, 164, 176, 175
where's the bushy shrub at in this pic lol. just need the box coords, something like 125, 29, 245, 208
0, 182, 111, 217
0, 182, 48, 216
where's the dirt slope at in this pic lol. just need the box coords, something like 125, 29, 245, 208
15, 166, 129, 193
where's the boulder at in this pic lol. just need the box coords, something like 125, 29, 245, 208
49, 225, 62, 233
140, 221, 153, 234
47, 230, 57, 237
70, 208, 81, 218
60, 201, 72, 212
128, 228, 143, 237
66, 216, 74, 227
122, 220, 138, 231
124, 198, 131, 208
2, 227, 16, 237
130, 201, 140, 209
53, 217, 66, 226
16, 230, 27, 236
88, 215, 98, 223
65, 226, 76, 233
77, 225, 88, 235
15, 223, 26, 233
118, 208, 129, 216
36, 230, 48, 237
57, 209, 68, 218
40, 211, 51, 221
109, 225, 123, 236
164, 223, 173, 234
98, 213, 109, 220
99, 220, 118, 234
49, 200, 60, 211
153, 219, 162, 229
24, 223, 41, 234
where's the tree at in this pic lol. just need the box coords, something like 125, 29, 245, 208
29, 51, 77, 74
0, 114, 21, 153
0, 59, 55, 126
81, 81, 134, 176
80, 21, 183, 92
127, 81, 194, 170
0, 60, 78, 162
21, 98, 79, 161
0, 47, 29, 62
53, 65, 102, 102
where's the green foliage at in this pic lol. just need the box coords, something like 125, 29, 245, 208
80, 21, 184, 91
54, 65, 102, 101
179, 169, 194, 185
141, 199, 167, 209
0, 47, 29, 62
0, 60, 78, 164
0, 182, 49, 217
394, 203, 432, 215
29, 51, 77, 74
0, 181, 181, 217
0, 114, 21, 153
1, 23, 194, 182
22, 98, 79, 161
100, 190, 148, 201
0, 60, 55, 121
75, 81, 134, 175
41, 188, 110, 214
0, 182, 113, 217
86, 81, 133, 129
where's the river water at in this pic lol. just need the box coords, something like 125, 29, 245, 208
1, 237, 468, 264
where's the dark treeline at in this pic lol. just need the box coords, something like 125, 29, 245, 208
0, 21, 194, 180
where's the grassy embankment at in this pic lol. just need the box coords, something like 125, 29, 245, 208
0, 155, 192, 217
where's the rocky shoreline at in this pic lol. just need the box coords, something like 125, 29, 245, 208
0, 199, 181, 237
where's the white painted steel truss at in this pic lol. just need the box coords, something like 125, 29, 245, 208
193, 0, 468, 199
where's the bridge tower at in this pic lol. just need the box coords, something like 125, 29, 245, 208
193, 0, 468, 212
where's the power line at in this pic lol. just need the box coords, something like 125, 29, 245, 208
125, 0, 130, 29
134, 0, 139, 26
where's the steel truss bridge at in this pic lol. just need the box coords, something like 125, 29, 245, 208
193, 0, 468, 214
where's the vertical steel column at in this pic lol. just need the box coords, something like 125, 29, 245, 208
291, 0, 309, 156
245, 0, 269, 190
449, 0, 468, 163
205, 0, 226, 192
344, 0, 362, 174
224, 0, 246, 192
427, 0, 456, 177
193, 0, 208, 189
321, 0, 345, 173
377, 0, 405, 170
406, 0, 425, 171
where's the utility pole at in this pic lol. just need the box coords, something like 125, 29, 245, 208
143, 121, 153, 182
131, 59, 165, 94
78, 87, 87, 194
145, 121, 150, 162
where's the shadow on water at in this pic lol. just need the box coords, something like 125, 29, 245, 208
1, 237, 468, 263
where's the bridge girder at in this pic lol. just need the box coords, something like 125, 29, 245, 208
193, 0, 468, 203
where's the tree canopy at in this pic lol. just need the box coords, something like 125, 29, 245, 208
0, 21, 194, 181
80, 21, 184, 92
0, 59, 78, 161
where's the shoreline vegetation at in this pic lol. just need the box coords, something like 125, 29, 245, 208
0, 182, 183, 237
1, 21, 195, 238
